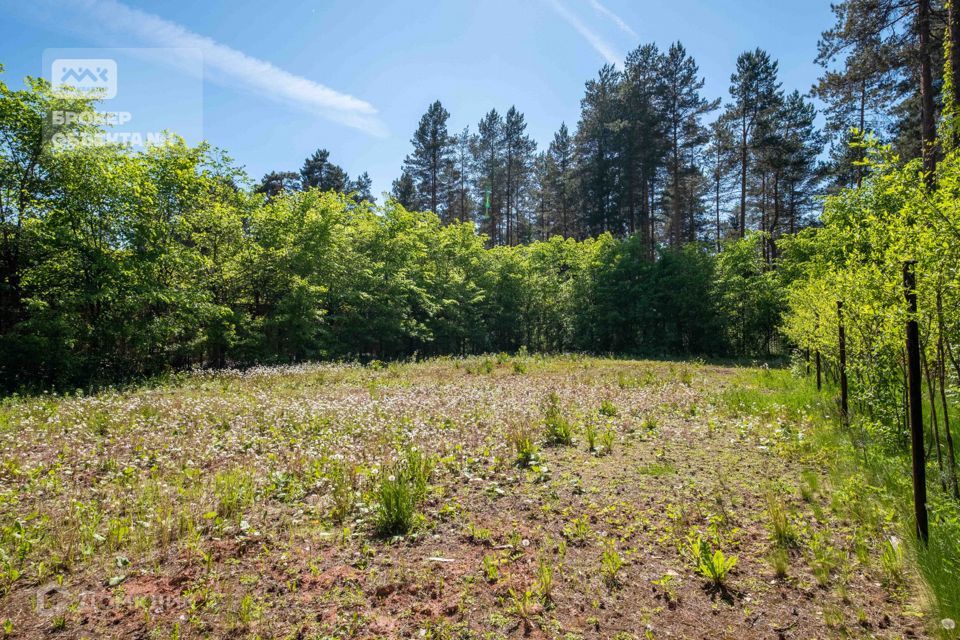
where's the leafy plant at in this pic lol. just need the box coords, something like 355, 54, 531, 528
638, 462, 676, 476
640, 416, 659, 432
535, 557, 554, 603
543, 393, 574, 446
482, 554, 500, 583
373, 448, 434, 537
213, 469, 255, 523
599, 399, 618, 417
507, 587, 538, 635
808, 532, 841, 586
327, 460, 358, 524
584, 420, 599, 453
768, 547, 789, 579
509, 426, 539, 467
766, 492, 798, 548
465, 522, 493, 545
600, 542, 624, 588
599, 428, 615, 455
562, 515, 591, 546
466, 358, 495, 375
688, 534, 737, 586
652, 573, 679, 606
879, 536, 904, 587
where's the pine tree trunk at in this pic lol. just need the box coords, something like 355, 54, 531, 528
739, 125, 748, 238
770, 170, 781, 263
857, 78, 866, 188
715, 145, 722, 252
919, 0, 937, 180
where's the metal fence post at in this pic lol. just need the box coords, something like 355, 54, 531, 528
904, 260, 929, 543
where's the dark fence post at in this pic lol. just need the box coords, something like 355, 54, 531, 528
816, 350, 822, 391
904, 260, 929, 543
814, 312, 822, 391
837, 301, 849, 424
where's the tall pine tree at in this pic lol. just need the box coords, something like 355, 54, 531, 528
726, 49, 782, 238
404, 100, 453, 216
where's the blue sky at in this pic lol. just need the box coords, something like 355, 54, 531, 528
0, 0, 834, 197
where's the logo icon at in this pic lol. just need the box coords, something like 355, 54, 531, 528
36, 582, 71, 618
51, 58, 117, 99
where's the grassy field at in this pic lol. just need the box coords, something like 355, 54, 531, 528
0, 355, 941, 639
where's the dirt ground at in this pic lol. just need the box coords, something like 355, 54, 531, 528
0, 356, 929, 638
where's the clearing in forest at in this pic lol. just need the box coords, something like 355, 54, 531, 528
0, 356, 929, 638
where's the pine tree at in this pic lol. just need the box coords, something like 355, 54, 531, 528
777, 92, 823, 236
726, 49, 782, 238
404, 100, 453, 216
547, 123, 578, 238
621, 44, 668, 254
391, 170, 417, 209
576, 64, 623, 237
471, 110, 505, 244
531, 151, 551, 241
752, 91, 821, 259
301, 149, 350, 192
257, 171, 302, 198
814, 36, 900, 189
502, 106, 537, 245
447, 127, 473, 224
659, 42, 720, 245
814, 0, 945, 180
706, 118, 738, 251
351, 171, 374, 203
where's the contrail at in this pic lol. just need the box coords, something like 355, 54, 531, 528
586, 0, 638, 40
546, 0, 621, 66
12, 0, 387, 136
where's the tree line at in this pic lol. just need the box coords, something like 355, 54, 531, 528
2, 0, 958, 391
258, 42, 825, 261
0, 72, 787, 390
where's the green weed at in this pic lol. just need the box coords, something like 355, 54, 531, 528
373, 448, 434, 537
598, 428, 615, 455
768, 547, 789, 579
543, 393, 574, 446
599, 399, 618, 417
808, 532, 841, 586
638, 462, 676, 476
562, 515, 591, 546
584, 420, 598, 453
766, 492, 798, 548
509, 426, 539, 467
687, 533, 737, 586
600, 542, 624, 588
535, 557, 554, 603
214, 469, 255, 523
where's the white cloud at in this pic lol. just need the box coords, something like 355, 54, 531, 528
586, 0, 638, 40
546, 0, 621, 66
24, 0, 387, 136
